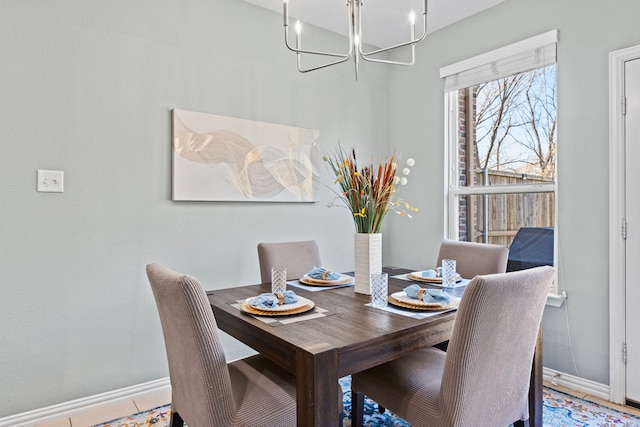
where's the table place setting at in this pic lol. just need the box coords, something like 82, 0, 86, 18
388, 284, 461, 311
367, 279, 461, 319
287, 267, 355, 292
239, 290, 315, 316
393, 272, 469, 285
230, 288, 333, 326
365, 302, 458, 319
392, 262, 470, 289
231, 268, 337, 325
231, 298, 331, 326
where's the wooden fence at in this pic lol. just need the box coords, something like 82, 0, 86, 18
463, 170, 555, 247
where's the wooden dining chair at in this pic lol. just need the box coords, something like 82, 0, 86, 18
146, 263, 297, 427
436, 239, 509, 278
257, 240, 322, 283
351, 266, 555, 427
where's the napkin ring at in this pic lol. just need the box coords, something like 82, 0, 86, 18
321, 271, 329, 280
417, 289, 426, 301
274, 292, 285, 305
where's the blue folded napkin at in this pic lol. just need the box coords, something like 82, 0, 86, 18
248, 290, 299, 309
421, 269, 438, 278
404, 284, 452, 304
305, 266, 341, 281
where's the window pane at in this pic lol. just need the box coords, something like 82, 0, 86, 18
456, 64, 557, 189
457, 192, 555, 246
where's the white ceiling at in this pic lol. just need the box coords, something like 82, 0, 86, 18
243, 0, 507, 48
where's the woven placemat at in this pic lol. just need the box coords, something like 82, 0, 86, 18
388, 294, 460, 311
240, 300, 315, 316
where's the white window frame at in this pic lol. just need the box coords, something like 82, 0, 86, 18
441, 31, 562, 303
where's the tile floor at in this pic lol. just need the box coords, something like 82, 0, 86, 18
34, 382, 640, 427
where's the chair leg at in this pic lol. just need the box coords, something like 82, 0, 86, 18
513, 419, 529, 427
352, 391, 365, 427
170, 410, 184, 427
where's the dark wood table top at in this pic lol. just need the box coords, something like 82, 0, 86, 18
207, 266, 462, 426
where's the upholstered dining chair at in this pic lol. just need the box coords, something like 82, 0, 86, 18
436, 239, 509, 278
146, 263, 297, 427
257, 240, 322, 283
351, 266, 555, 427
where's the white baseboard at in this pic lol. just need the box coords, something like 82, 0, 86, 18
0, 377, 170, 427
543, 367, 610, 400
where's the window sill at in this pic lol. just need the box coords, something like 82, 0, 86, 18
546, 291, 566, 307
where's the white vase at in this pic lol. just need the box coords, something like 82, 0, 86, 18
354, 233, 382, 295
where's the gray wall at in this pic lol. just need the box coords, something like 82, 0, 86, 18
2, 0, 639, 418
0, 0, 389, 417
386, 0, 640, 387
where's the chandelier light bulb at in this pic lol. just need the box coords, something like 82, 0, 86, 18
409, 11, 416, 25
295, 20, 301, 35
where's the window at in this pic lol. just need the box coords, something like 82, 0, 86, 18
441, 31, 558, 284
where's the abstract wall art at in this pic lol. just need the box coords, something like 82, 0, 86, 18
172, 109, 320, 202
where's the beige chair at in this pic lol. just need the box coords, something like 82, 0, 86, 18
351, 266, 555, 427
436, 240, 509, 278
257, 240, 322, 283
146, 263, 297, 427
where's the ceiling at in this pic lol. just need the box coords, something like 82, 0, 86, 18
243, 0, 507, 48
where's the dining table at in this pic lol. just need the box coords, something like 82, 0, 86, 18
207, 266, 543, 427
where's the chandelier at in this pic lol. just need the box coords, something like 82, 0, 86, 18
283, 0, 428, 80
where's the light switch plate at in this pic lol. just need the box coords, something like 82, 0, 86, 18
37, 170, 64, 193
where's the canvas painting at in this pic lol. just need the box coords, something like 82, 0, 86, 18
172, 109, 320, 202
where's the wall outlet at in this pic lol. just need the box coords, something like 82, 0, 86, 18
37, 170, 64, 193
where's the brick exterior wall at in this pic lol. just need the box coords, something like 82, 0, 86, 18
458, 89, 468, 241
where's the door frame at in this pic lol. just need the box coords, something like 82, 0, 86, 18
609, 44, 640, 405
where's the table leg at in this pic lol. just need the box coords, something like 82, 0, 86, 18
352, 392, 365, 427
296, 342, 339, 426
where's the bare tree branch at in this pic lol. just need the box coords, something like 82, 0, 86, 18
474, 65, 556, 177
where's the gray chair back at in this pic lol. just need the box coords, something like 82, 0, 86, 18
257, 240, 322, 282
439, 266, 554, 425
146, 263, 236, 426
437, 240, 509, 278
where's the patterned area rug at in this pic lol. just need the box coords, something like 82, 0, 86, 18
92, 376, 640, 427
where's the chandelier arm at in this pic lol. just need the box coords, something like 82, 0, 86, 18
284, 27, 352, 58
283, 0, 354, 73
297, 55, 353, 73
360, 52, 415, 66
359, 15, 427, 58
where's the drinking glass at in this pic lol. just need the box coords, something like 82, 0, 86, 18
370, 272, 388, 308
271, 266, 288, 294
442, 259, 457, 287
